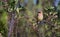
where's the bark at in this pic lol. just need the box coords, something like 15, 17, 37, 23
8, 11, 16, 37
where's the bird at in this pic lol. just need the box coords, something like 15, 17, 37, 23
37, 10, 44, 25
38, 11, 43, 22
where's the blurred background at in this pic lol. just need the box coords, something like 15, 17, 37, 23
0, 0, 60, 37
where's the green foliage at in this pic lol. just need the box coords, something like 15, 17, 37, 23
0, 12, 8, 37
0, 0, 60, 37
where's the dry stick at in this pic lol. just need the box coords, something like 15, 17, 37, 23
13, 23, 17, 37
8, 12, 15, 37
14, 21, 18, 37
13, 11, 20, 37
4, 0, 17, 37
16, 19, 21, 37
16, 16, 20, 37
13, 0, 21, 37
13, 17, 18, 37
